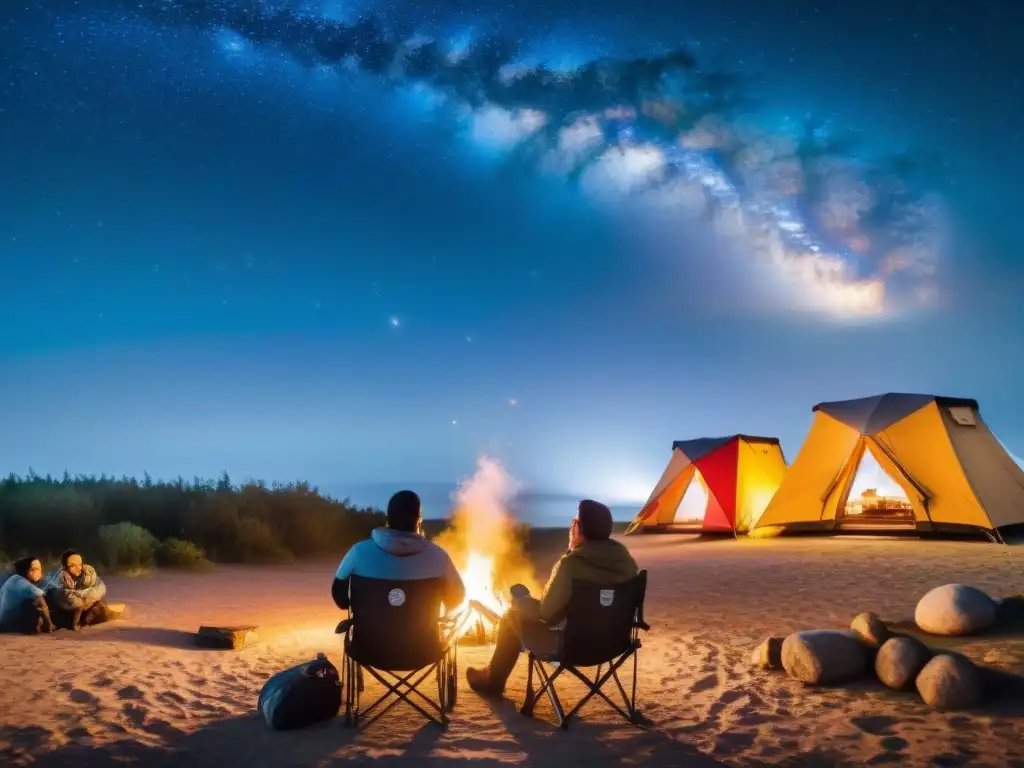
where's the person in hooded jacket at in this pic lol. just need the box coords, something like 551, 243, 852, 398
0, 556, 55, 634
465, 499, 638, 697
332, 490, 465, 615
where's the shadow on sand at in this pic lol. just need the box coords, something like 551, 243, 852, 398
0, 700, 731, 768
53, 625, 203, 650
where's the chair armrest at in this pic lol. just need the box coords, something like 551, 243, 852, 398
335, 618, 354, 634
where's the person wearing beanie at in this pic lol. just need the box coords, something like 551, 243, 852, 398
332, 490, 465, 615
0, 556, 55, 634
466, 498, 638, 697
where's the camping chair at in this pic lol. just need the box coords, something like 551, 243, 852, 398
520, 570, 649, 730
335, 575, 459, 728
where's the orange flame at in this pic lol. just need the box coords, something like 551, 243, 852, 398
435, 457, 538, 639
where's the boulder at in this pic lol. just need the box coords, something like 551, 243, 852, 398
195, 625, 259, 650
850, 612, 889, 648
995, 595, 1024, 629
750, 637, 784, 670
914, 584, 996, 636
915, 653, 983, 710
875, 635, 931, 691
781, 630, 867, 685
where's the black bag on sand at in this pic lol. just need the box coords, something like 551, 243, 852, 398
258, 653, 342, 730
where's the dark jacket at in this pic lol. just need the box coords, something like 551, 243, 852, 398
522, 538, 639, 624
332, 528, 465, 613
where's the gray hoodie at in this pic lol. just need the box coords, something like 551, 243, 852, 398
335, 528, 465, 612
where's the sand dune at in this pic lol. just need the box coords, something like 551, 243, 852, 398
1, 536, 1023, 767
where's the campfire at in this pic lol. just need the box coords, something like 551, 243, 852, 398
436, 457, 537, 645
450, 553, 506, 644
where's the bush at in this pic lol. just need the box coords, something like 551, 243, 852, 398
156, 538, 214, 571
97, 522, 157, 572
235, 517, 294, 565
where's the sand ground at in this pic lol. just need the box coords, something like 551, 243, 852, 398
1, 535, 1023, 767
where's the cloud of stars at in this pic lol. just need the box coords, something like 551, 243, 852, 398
83, 0, 948, 319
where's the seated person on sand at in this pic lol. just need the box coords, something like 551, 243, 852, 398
0, 557, 55, 634
42, 550, 114, 631
465, 499, 639, 697
332, 490, 466, 615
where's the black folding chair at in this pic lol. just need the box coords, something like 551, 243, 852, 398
520, 570, 649, 729
335, 575, 458, 728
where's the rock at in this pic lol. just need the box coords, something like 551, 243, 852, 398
995, 595, 1024, 629
875, 636, 931, 690
915, 653, 983, 710
914, 584, 996, 636
750, 637, 784, 670
850, 612, 889, 648
195, 625, 259, 650
781, 630, 867, 685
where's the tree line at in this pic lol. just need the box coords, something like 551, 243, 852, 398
0, 469, 385, 570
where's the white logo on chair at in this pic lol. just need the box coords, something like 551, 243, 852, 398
388, 588, 406, 607
599, 589, 614, 607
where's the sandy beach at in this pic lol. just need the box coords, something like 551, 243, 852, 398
2, 535, 1023, 767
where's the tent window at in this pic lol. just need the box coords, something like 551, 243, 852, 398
841, 450, 914, 527
947, 407, 977, 427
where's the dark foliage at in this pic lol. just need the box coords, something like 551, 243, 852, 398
0, 469, 385, 566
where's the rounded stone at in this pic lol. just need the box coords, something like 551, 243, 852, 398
915, 653, 983, 710
875, 636, 931, 691
915, 584, 996, 636
781, 629, 867, 686
850, 612, 890, 648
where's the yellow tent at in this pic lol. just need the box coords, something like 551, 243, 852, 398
625, 435, 787, 535
753, 393, 1024, 543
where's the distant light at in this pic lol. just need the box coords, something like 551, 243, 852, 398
389, 316, 401, 328
451, 419, 458, 426
508, 398, 518, 407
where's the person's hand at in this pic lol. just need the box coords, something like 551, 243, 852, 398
509, 584, 530, 599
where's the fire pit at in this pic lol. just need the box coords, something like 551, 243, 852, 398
452, 599, 503, 645
448, 551, 507, 645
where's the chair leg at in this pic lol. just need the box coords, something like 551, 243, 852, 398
446, 648, 458, 712
344, 656, 356, 727
520, 655, 536, 717
630, 643, 640, 723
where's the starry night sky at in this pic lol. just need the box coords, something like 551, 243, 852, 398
1, 0, 1022, 508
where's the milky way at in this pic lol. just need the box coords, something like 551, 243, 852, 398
85, 0, 947, 318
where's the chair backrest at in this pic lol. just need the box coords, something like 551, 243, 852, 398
347, 575, 445, 671
560, 570, 648, 667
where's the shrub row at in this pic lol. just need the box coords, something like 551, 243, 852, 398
0, 470, 385, 570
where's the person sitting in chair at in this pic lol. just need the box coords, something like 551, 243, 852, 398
332, 490, 466, 614
0, 557, 55, 634
466, 499, 638, 697
42, 550, 114, 631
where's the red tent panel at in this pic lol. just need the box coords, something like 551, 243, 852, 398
694, 438, 740, 530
